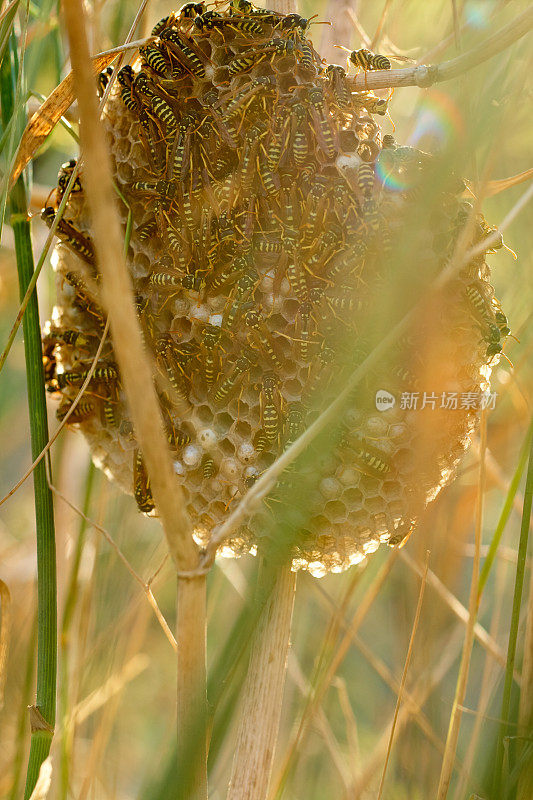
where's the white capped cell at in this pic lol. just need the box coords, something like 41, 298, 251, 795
389, 423, 407, 440
336, 153, 362, 172
260, 269, 275, 293
237, 442, 256, 463
348, 551, 366, 566
51, 306, 62, 323
183, 444, 201, 467
198, 428, 217, 449
209, 313, 223, 327
173, 460, 185, 476
172, 298, 189, 316
319, 477, 341, 498
365, 416, 388, 437
308, 562, 327, 578
339, 467, 358, 486
362, 539, 380, 555
189, 304, 211, 324
243, 465, 259, 482
209, 478, 225, 494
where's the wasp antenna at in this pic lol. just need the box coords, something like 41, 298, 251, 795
502, 241, 518, 259
307, 15, 331, 26
499, 351, 514, 369
334, 44, 351, 52
44, 187, 57, 209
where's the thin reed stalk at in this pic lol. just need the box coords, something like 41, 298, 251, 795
227, 559, 297, 800
62, 2, 206, 796
1, 33, 57, 800
177, 575, 208, 800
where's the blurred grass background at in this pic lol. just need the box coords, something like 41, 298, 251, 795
0, 0, 532, 798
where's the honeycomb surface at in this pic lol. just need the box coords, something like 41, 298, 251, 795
43, 2, 510, 575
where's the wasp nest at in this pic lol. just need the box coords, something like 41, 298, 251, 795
43, 1, 511, 575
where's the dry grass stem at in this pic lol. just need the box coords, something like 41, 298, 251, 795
48, 483, 177, 650
346, 7, 372, 48
453, 561, 508, 800
269, 554, 397, 796
346, 7, 533, 91
377, 552, 429, 799
436, 412, 487, 799
313, 578, 446, 755
288, 656, 352, 788
472, 437, 524, 517
0, 578, 10, 710
353, 634, 444, 755
69, 654, 149, 729
10, 53, 116, 187
400, 549, 520, 681
227, 563, 297, 800
62, 5, 207, 795
349, 628, 467, 798
62, 0, 195, 570
370, 0, 394, 49
334, 677, 360, 784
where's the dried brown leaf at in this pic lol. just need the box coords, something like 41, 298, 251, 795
485, 168, 533, 197
10, 52, 115, 187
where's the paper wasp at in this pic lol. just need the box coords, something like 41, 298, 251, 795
212, 352, 254, 403
133, 449, 155, 513
41, 207, 95, 266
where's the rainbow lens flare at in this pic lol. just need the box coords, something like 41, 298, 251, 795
375, 152, 412, 192
408, 89, 464, 152
465, 0, 496, 29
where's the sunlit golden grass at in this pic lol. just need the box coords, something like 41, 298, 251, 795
0, 1, 532, 799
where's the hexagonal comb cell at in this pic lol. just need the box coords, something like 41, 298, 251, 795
42, 2, 510, 574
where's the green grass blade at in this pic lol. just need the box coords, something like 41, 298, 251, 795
0, 32, 57, 800
493, 416, 533, 797
59, 460, 95, 800
478, 418, 533, 601
0, 1, 19, 65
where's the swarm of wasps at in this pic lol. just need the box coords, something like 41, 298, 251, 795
43, 1, 511, 574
